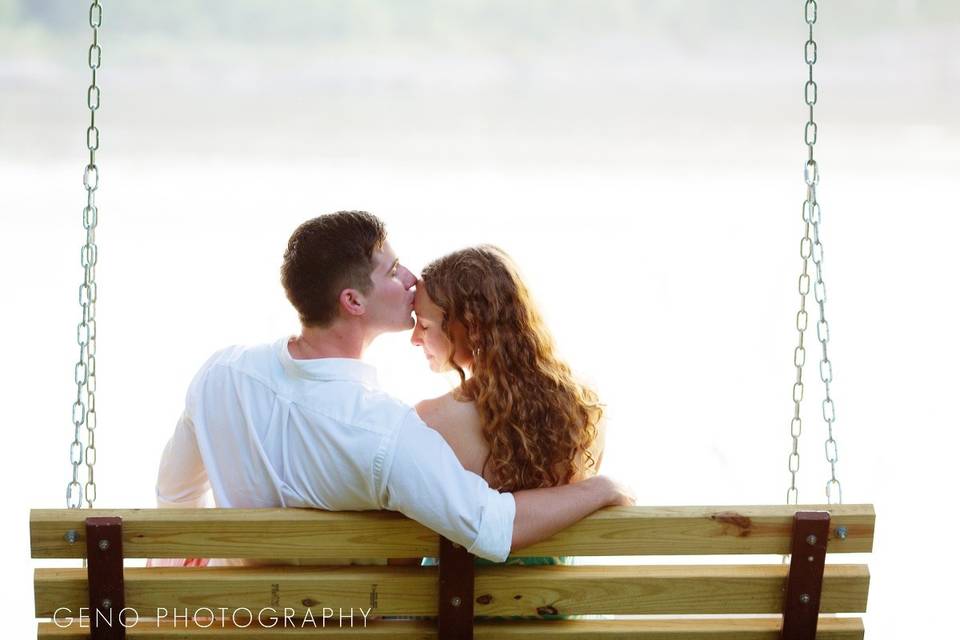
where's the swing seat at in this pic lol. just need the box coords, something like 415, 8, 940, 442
31, 504, 874, 639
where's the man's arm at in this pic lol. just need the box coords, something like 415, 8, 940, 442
148, 412, 211, 567
511, 475, 632, 551
156, 412, 210, 508
381, 412, 633, 562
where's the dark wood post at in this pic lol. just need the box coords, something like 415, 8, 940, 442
86, 516, 126, 640
781, 511, 831, 640
437, 537, 475, 640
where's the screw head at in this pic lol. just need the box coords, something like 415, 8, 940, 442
800, 593, 811, 604
101, 598, 112, 610
806, 534, 818, 545
807, 555, 815, 562
450, 596, 462, 607
64, 530, 79, 544
98, 539, 110, 551
835, 526, 848, 540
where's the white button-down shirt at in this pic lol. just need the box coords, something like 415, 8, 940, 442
156, 337, 515, 562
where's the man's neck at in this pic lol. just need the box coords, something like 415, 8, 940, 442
289, 323, 373, 360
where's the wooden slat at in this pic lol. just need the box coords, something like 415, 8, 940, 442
523, 504, 873, 557
30, 505, 875, 559
31, 509, 437, 560
472, 565, 869, 617
34, 564, 869, 618
38, 617, 865, 639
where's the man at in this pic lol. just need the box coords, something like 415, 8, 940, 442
156, 211, 632, 563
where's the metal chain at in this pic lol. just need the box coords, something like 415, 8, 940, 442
785, 0, 842, 506
67, 0, 102, 509
785, 209, 811, 505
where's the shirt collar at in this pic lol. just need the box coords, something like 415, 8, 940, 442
276, 337, 380, 387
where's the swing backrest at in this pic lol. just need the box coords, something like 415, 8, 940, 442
31, 504, 874, 639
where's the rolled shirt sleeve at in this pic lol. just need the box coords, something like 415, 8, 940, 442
379, 411, 516, 562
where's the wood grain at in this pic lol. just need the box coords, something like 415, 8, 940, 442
30, 505, 875, 559
35, 563, 869, 618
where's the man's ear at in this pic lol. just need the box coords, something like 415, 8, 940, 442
339, 288, 366, 317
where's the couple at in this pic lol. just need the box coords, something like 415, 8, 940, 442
156, 211, 632, 566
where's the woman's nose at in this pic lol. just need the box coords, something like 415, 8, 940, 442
410, 327, 422, 346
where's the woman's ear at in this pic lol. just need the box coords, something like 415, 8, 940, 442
451, 321, 475, 368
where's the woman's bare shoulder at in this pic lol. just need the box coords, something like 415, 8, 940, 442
415, 391, 480, 432
414, 392, 456, 427
413, 394, 445, 424
414, 391, 487, 474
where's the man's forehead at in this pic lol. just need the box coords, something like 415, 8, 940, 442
375, 242, 398, 264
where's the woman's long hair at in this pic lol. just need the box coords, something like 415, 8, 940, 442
421, 245, 603, 492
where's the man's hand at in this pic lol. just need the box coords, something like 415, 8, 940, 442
596, 474, 637, 507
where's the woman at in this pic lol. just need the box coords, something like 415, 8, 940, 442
411, 245, 606, 572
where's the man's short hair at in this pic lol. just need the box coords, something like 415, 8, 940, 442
281, 211, 387, 327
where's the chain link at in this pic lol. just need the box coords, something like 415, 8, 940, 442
785, 0, 842, 506
67, 0, 102, 509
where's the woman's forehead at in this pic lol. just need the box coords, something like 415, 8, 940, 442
414, 285, 443, 317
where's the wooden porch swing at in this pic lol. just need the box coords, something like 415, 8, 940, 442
31, 2, 874, 638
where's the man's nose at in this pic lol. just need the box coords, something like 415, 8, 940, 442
399, 266, 416, 290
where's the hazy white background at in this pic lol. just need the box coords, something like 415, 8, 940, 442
2, 0, 958, 635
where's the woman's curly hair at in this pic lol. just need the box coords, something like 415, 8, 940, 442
421, 245, 603, 492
